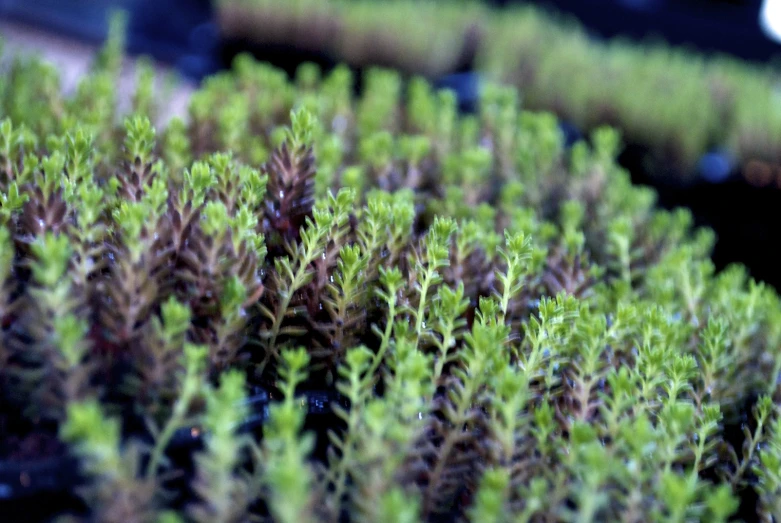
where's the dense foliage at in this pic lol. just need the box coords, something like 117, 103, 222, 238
2, 24, 781, 523
217, 0, 482, 78
217, 0, 781, 178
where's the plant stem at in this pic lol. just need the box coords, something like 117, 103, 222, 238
145, 378, 197, 480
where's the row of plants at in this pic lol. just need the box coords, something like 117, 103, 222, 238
3, 20, 781, 522
216, 0, 484, 79
215, 0, 781, 181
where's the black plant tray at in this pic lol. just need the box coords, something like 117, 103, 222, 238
164, 386, 348, 469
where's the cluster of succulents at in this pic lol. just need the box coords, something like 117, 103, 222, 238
215, 0, 781, 180
3, 20, 781, 523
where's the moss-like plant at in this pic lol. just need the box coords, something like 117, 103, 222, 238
2, 27, 781, 522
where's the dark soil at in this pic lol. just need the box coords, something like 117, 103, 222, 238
0, 412, 65, 463
0, 411, 85, 522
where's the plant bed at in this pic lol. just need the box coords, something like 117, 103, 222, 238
214, 0, 485, 80
3, 26, 781, 522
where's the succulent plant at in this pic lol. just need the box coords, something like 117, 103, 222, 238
1, 24, 781, 523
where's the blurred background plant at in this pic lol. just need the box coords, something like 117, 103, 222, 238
5, 0, 781, 180
210, 0, 781, 181
216, 0, 486, 78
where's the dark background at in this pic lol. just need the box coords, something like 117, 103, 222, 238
498, 0, 776, 62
